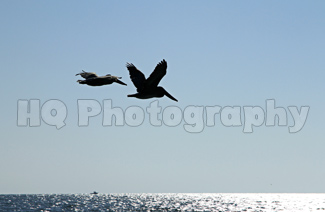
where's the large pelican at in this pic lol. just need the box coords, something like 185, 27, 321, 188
76, 70, 127, 86
126, 59, 178, 102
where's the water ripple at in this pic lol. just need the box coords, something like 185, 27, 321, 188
0, 193, 324, 211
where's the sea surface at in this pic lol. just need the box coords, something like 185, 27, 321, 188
0, 193, 324, 211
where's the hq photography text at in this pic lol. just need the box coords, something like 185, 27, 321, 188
17, 99, 309, 133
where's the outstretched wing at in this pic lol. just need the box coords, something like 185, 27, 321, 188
126, 63, 146, 92
145, 59, 167, 88
76, 70, 98, 79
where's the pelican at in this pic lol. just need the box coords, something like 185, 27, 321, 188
76, 70, 127, 86
126, 59, 178, 102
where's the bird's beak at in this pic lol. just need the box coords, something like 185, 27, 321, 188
164, 90, 178, 102
116, 79, 127, 86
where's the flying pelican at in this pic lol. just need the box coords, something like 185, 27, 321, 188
126, 59, 178, 102
76, 70, 127, 86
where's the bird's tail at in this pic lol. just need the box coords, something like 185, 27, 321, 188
127, 93, 137, 97
77, 80, 86, 84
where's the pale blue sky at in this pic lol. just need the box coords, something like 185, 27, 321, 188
1, 1, 325, 194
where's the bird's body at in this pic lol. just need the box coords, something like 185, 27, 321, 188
126, 59, 178, 102
127, 87, 166, 99
76, 71, 127, 86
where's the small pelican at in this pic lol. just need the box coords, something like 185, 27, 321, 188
76, 70, 127, 86
126, 59, 178, 102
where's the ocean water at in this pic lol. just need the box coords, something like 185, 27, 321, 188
0, 193, 324, 211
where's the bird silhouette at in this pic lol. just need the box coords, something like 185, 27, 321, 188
76, 70, 127, 86
126, 59, 178, 102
